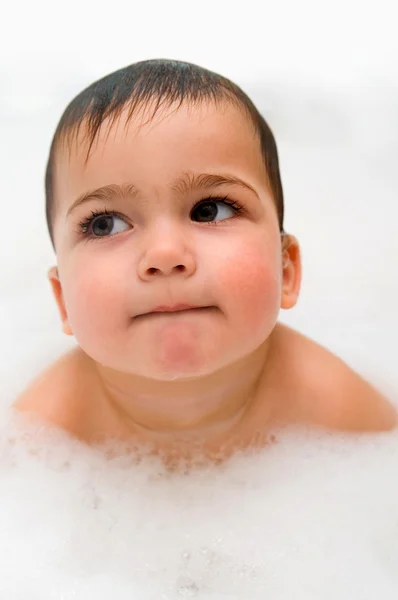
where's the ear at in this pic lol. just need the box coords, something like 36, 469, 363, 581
47, 266, 73, 336
280, 234, 301, 310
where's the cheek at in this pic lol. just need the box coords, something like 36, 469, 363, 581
216, 241, 281, 330
62, 261, 130, 339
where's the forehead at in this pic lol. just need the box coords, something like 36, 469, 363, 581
54, 101, 267, 215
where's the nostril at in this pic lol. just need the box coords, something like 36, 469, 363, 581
146, 265, 185, 275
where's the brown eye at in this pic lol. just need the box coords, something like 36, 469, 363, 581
191, 200, 236, 223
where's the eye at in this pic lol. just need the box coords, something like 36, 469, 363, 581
77, 197, 245, 241
78, 210, 130, 238
191, 198, 242, 223
91, 214, 129, 237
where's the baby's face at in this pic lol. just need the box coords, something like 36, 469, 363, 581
51, 101, 294, 379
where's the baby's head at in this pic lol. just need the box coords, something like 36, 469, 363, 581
45, 59, 301, 380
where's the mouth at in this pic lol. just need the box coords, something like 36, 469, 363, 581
136, 306, 216, 318
151, 304, 202, 313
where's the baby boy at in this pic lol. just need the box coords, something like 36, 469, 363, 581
14, 59, 397, 463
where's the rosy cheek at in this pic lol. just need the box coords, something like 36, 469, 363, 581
64, 263, 128, 335
216, 243, 281, 329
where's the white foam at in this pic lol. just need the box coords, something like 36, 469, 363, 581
1, 407, 398, 598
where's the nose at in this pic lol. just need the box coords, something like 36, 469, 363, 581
137, 225, 197, 280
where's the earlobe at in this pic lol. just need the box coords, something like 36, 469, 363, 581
47, 266, 73, 336
280, 235, 302, 310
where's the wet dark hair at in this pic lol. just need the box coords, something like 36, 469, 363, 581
45, 59, 285, 248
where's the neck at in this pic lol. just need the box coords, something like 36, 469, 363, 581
84, 334, 279, 462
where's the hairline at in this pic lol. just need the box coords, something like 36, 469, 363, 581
45, 65, 284, 248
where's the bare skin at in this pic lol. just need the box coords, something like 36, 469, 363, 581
14, 322, 398, 466
12, 100, 397, 467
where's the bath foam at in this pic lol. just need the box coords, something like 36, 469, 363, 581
1, 406, 398, 599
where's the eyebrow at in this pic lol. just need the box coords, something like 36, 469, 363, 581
66, 183, 139, 218
66, 172, 260, 218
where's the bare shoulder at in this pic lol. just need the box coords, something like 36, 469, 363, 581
272, 323, 398, 432
13, 347, 91, 434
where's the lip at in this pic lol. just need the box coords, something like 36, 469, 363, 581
136, 304, 215, 318
150, 304, 202, 313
